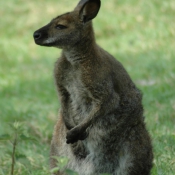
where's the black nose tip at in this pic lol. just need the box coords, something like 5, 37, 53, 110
33, 32, 41, 40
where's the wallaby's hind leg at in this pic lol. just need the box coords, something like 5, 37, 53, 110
120, 125, 153, 175
50, 116, 67, 175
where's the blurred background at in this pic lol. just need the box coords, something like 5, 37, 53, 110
0, 0, 175, 174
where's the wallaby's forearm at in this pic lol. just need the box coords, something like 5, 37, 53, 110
77, 92, 120, 131
66, 91, 120, 144
59, 85, 75, 130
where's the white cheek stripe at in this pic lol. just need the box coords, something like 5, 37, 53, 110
44, 37, 57, 44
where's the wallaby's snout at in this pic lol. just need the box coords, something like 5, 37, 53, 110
33, 31, 41, 40
33, 15, 79, 48
33, 30, 41, 45
33, 24, 50, 46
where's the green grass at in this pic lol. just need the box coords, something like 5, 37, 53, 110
0, 0, 175, 174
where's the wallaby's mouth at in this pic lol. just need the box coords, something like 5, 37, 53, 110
33, 30, 53, 47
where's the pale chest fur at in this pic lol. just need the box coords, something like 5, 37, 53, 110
61, 64, 93, 125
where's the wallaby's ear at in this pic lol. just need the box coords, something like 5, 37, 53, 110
78, 0, 101, 23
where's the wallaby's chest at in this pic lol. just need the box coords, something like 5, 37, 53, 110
62, 66, 85, 95
61, 65, 93, 124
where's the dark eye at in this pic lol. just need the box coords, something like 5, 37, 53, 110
55, 24, 67, 29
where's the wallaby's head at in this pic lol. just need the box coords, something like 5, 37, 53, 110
33, 0, 101, 49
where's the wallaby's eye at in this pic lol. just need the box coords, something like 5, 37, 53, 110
55, 24, 67, 29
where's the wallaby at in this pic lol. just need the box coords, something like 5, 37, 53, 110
33, 0, 153, 175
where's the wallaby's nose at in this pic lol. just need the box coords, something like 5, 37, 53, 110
33, 32, 41, 40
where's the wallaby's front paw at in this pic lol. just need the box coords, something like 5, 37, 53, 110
66, 127, 88, 144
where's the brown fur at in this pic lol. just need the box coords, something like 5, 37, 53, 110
34, 0, 153, 174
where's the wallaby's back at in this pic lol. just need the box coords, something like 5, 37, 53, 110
33, 0, 153, 175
